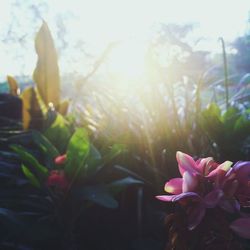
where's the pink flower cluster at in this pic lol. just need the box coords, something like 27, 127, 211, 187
156, 151, 250, 239
46, 154, 69, 191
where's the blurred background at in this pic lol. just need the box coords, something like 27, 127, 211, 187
0, 0, 250, 164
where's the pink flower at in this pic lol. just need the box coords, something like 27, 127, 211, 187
230, 217, 250, 239
46, 170, 69, 191
156, 151, 233, 230
231, 161, 250, 207
54, 154, 67, 165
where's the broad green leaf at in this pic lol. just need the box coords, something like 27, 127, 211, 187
32, 130, 59, 159
7, 75, 19, 96
200, 103, 224, 142
21, 164, 41, 188
80, 185, 118, 208
222, 107, 241, 134
57, 99, 69, 115
109, 177, 144, 187
222, 106, 240, 123
21, 87, 35, 129
65, 128, 90, 177
33, 21, 60, 107
206, 103, 221, 119
108, 177, 144, 194
44, 113, 71, 152
0, 208, 23, 232
21, 87, 45, 130
234, 110, 250, 138
103, 144, 126, 163
11, 144, 48, 176
85, 144, 102, 176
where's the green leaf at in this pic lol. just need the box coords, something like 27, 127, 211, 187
21, 87, 41, 130
85, 144, 102, 176
200, 103, 224, 142
44, 113, 71, 152
10, 144, 48, 176
65, 128, 90, 177
21, 164, 41, 188
207, 103, 221, 118
32, 130, 59, 159
108, 177, 144, 194
33, 21, 60, 107
234, 110, 250, 138
7, 75, 19, 96
103, 144, 126, 163
80, 185, 118, 208
0, 208, 23, 233
222, 107, 241, 135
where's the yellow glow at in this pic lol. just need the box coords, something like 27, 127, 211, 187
106, 40, 147, 84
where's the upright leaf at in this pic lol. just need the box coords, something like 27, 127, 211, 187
33, 21, 60, 107
44, 113, 71, 152
57, 99, 69, 115
21, 87, 44, 130
7, 75, 19, 96
80, 185, 118, 208
11, 144, 48, 176
21, 164, 41, 188
65, 129, 90, 177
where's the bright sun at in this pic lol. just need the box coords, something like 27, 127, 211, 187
106, 39, 147, 84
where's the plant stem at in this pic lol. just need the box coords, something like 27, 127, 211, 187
219, 37, 229, 110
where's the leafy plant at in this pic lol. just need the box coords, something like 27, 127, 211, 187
0, 127, 142, 249
200, 103, 250, 161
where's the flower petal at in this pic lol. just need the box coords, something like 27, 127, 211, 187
233, 161, 250, 184
171, 192, 201, 202
207, 161, 233, 179
176, 151, 199, 176
230, 218, 250, 239
54, 154, 67, 165
196, 157, 215, 175
156, 192, 201, 203
156, 195, 175, 202
204, 189, 223, 208
164, 178, 183, 194
182, 171, 199, 192
187, 202, 206, 230
219, 198, 240, 213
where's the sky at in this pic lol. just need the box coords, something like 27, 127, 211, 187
0, 0, 249, 76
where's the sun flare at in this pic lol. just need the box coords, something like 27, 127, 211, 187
106, 40, 147, 84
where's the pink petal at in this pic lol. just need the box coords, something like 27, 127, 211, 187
204, 189, 223, 208
233, 161, 250, 184
187, 203, 206, 230
182, 171, 199, 192
156, 192, 201, 203
54, 154, 67, 165
196, 157, 214, 175
171, 192, 201, 202
230, 218, 250, 239
156, 195, 175, 202
223, 179, 238, 197
164, 178, 183, 194
219, 198, 240, 213
207, 161, 232, 179
176, 151, 199, 176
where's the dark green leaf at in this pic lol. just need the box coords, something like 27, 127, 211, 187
80, 185, 118, 208
85, 144, 102, 176
65, 128, 90, 177
21, 164, 41, 188
32, 130, 59, 159
10, 144, 48, 176
44, 113, 71, 152
108, 177, 144, 194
